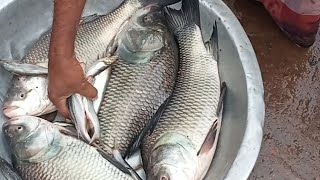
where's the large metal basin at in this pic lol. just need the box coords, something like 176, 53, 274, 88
0, 0, 265, 179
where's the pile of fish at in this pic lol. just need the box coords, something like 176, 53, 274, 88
0, 0, 226, 179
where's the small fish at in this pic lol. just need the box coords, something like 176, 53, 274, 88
140, 0, 226, 179
1, 0, 180, 119
67, 56, 118, 144
2, 116, 140, 180
0, 157, 22, 180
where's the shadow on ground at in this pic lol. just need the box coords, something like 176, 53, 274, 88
223, 0, 320, 179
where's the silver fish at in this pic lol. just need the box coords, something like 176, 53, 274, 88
140, 0, 225, 179
67, 56, 118, 144
87, 5, 179, 157
2, 116, 140, 180
1, 0, 179, 119
0, 157, 22, 180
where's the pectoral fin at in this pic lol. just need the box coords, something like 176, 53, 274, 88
0, 59, 48, 75
53, 122, 79, 138
80, 14, 100, 25
85, 56, 118, 77
196, 82, 226, 180
96, 148, 131, 175
96, 148, 142, 180
125, 95, 172, 158
204, 21, 219, 62
197, 82, 226, 156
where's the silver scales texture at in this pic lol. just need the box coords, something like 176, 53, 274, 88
20, 0, 143, 69
142, 25, 221, 157
15, 135, 134, 180
98, 43, 178, 156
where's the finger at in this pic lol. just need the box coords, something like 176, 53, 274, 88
54, 99, 70, 119
77, 80, 98, 100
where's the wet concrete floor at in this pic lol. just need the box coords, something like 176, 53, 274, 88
222, 0, 320, 179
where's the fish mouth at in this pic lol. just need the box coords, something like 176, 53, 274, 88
2, 106, 25, 118
2, 116, 41, 143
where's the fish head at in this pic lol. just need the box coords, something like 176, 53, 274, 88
2, 116, 60, 162
134, 5, 166, 30
2, 75, 55, 118
147, 133, 198, 180
117, 5, 169, 64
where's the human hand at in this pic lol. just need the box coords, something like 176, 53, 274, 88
48, 55, 97, 118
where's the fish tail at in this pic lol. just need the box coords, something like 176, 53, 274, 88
139, 0, 180, 7
164, 0, 200, 31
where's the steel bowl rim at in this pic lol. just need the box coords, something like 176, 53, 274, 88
201, 0, 266, 179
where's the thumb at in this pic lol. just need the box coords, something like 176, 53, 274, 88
77, 80, 98, 100
54, 99, 70, 119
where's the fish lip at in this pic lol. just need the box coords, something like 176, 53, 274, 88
2, 106, 21, 117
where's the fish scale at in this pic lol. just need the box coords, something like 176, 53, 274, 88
142, 24, 221, 159
15, 135, 134, 180
20, 0, 143, 68
1, 0, 177, 119
98, 43, 177, 156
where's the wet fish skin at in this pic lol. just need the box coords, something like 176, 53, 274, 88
2, 75, 53, 118
1, 0, 180, 119
96, 5, 179, 157
141, 0, 223, 179
2, 116, 136, 180
0, 157, 22, 180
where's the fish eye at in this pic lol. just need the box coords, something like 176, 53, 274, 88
160, 176, 169, 180
14, 125, 24, 133
143, 15, 152, 23
20, 93, 25, 98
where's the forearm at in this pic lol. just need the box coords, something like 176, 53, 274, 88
49, 0, 86, 61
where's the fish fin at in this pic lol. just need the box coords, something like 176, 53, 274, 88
0, 59, 48, 75
53, 122, 79, 138
195, 83, 226, 179
139, 0, 180, 7
112, 148, 143, 180
125, 149, 145, 174
0, 157, 22, 180
39, 111, 58, 122
95, 145, 142, 180
195, 119, 222, 180
197, 119, 219, 156
96, 148, 132, 175
52, 113, 71, 123
79, 14, 100, 25
149, 96, 172, 135
125, 96, 171, 158
164, 0, 200, 31
85, 56, 118, 77
106, 33, 119, 57
216, 82, 227, 116
105, 19, 129, 57
197, 82, 226, 156
205, 21, 219, 62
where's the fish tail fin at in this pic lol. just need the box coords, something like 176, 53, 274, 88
205, 21, 219, 62
164, 0, 200, 32
139, 0, 180, 7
